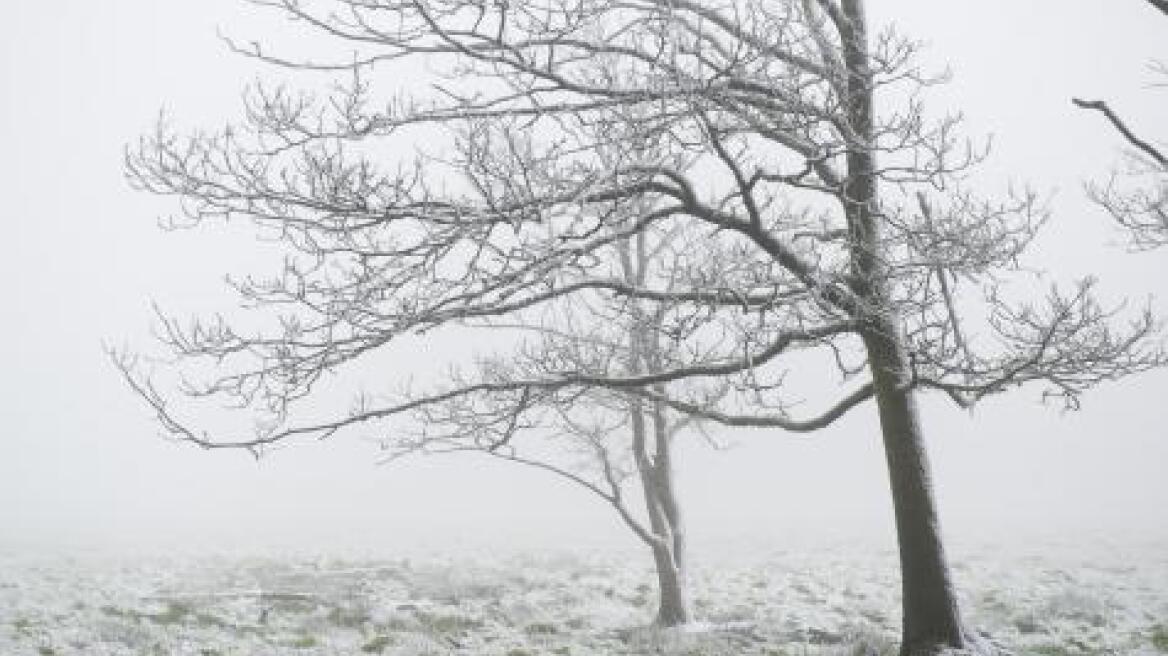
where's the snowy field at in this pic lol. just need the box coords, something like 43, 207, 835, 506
2, 537, 1167, 656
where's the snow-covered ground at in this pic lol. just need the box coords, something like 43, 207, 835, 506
2, 537, 1166, 655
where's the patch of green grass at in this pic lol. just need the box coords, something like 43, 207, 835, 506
706, 606, 755, 624
1151, 623, 1168, 651
36, 648, 56, 656
100, 600, 193, 626
99, 605, 134, 620
148, 601, 192, 625
94, 598, 253, 639
846, 638, 898, 656
326, 604, 370, 628
506, 649, 536, 656
192, 611, 230, 630
1029, 644, 1075, 656
290, 634, 317, 648
525, 621, 560, 636
376, 615, 418, 632
415, 610, 483, 634
265, 593, 319, 613
361, 635, 394, 653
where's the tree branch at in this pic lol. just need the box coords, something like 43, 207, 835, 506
1072, 98, 1167, 167
646, 381, 876, 432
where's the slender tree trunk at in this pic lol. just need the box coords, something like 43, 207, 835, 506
649, 397, 692, 627
619, 235, 693, 628
650, 540, 691, 626
629, 396, 693, 627
839, 1, 978, 653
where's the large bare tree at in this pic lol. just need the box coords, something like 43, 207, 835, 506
118, 1, 1165, 653
1074, 0, 1166, 249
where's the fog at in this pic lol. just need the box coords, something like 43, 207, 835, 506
1, 0, 1165, 558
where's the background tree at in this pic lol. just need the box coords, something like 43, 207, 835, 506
117, 1, 1165, 653
1074, 0, 1167, 249
387, 222, 731, 627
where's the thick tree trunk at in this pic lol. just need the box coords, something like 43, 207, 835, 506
838, 2, 980, 653
864, 322, 968, 655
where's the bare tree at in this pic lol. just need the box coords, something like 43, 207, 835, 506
117, 1, 1165, 653
1074, 1, 1167, 249
388, 223, 727, 626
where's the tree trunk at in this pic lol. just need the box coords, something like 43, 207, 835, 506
629, 395, 693, 627
650, 540, 691, 626
839, 1, 980, 652
649, 397, 692, 627
864, 321, 968, 655
619, 235, 693, 628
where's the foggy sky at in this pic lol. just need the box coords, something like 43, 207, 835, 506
1, 0, 1166, 556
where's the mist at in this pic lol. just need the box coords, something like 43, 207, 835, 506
1, 0, 1166, 562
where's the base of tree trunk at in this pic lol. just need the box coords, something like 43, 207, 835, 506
651, 616, 693, 629
900, 629, 1005, 656
649, 546, 692, 628
653, 615, 691, 628
652, 602, 693, 628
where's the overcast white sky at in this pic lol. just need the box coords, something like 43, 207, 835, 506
1, 0, 1165, 557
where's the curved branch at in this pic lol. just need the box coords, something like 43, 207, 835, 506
645, 381, 876, 432
1072, 98, 1167, 167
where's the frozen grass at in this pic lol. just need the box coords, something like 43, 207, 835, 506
1, 540, 1166, 655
